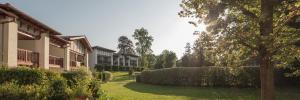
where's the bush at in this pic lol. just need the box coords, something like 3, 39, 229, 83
89, 79, 105, 99
112, 66, 119, 71
61, 68, 92, 98
0, 67, 47, 85
128, 67, 134, 76
94, 64, 104, 71
0, 67, 110, 99
0, 82, 48, 100
47, 77, 71, 100
137, 67, 261, 87
102, 71, 113, 82
61, 68, 92, 88
93, 72, 103, 81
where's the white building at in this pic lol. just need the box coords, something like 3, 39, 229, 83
89, 46, 115, 68
89, 46, 139, 68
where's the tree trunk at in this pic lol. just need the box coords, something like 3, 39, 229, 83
259, 49, 275, 100
259, 0, 275, 100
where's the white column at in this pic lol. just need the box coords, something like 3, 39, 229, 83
128, 56, 131, 67
123, 56, 125, 66
84, 50, 89, 70
64, 45, 70, 71
117, 57, 120, 66
110, 55, 113, 66
136, 58, 139, 67
35, 33, 50, 69
1, 20, 18, 67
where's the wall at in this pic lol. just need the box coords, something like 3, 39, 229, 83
49, 44, 64, 58
70, 40, 85, 54
18, 40, 36, 52
88, 50, 96, 68
2, 20, 18, 67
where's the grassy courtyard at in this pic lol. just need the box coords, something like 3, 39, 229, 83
101, 72, 300, 100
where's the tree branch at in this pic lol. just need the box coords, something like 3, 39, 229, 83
230, 1, 259, 20
273, 6, 300, 35
233, 33, 258, 50
271, 40, 299, 55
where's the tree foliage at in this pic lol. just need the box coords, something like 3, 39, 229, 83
154, 50, 177, 69
132, 28, 154, 68
118, 36, 135, 55
179, 0, 300, 99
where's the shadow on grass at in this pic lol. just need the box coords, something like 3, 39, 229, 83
124, 81, 260, 100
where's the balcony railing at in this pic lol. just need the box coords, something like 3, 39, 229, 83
70, 60, 77, 67
17, 48, 39, 67
49, 55, 63, 68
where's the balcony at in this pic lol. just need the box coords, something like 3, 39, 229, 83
17, 48, 39, 67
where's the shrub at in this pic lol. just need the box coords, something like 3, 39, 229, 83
0, 67, 110, 99
112, 66, 119, 71
94, 64, 104, 71
61, 68, 92, 88
47, 77, 71, 100
0, 67, 47, 85
0, 82, 48, 100
88, 79, 105, 99
137, 67, 261, 87
61, 68, 93, 99
128, 67, 134, 76
93, 72, 103, 81
102, 71, 113, 82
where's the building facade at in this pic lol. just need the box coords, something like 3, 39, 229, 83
89, 46, 115, 68
0, 3, 92, 71
89, 46, 139, 68
113, 54, 139, 67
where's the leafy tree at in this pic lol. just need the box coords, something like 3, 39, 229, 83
193, 32, 216, 66
118, 36, 135, 55
162, 50, 177, 68
179, 0, 300, 99
132, 28, 154, 68
154, 50, 178, 69
146, 54, 157, 69
154, 55, 164, 69
181, 43, 192, 67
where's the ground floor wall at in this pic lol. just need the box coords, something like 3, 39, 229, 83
18, 40, 37, 52
49, 44, 64, 58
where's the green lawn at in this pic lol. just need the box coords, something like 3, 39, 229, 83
101, 72, 300, 100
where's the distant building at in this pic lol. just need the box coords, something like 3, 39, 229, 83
113, 53, 139, 67
89, 46, 115, 67
89, 46, 139, 68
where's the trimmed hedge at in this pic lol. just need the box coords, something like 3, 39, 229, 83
137, 67, 300, 87
0, 67, 47, 85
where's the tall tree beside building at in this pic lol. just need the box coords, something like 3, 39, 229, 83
117, 36, 135, 55
179, 0, 300, 99
133, 28, 154, 68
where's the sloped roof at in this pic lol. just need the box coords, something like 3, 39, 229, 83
114, 52, 139, 57
61, 35, 93, 52
0, 3, 61, 35
92, 46, 116, 52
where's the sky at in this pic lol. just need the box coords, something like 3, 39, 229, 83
1, 0, 206, 58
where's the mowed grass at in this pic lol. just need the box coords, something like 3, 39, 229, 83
101, 72, 300, 100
